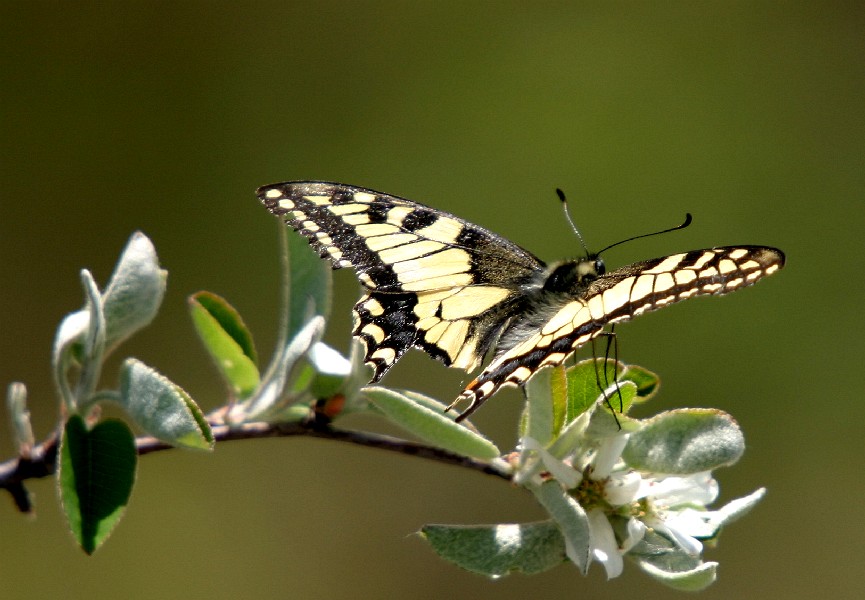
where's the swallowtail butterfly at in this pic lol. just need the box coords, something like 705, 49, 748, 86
258, 181, 784, 421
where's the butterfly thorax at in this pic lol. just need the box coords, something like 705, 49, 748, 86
495, 256, 606, 355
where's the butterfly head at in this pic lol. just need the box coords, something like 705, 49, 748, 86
578, 254, 605, 278
542, 254, 605, 294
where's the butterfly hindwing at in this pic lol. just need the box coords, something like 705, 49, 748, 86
258, 181, 547, 381
258, 181, 785, 421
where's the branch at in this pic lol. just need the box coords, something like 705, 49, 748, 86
1, 418, 512, 513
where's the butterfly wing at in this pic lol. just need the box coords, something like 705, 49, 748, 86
258, 181, 546, 381
452, 245, 785, 420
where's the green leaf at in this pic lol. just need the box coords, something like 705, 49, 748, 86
545, 410, 591, 461
101, 232, 167, 355
363, 387, 500, 460
635, 557, 718, 592
564, 359, 631, 423
523, 365, 556, 445
52, 233, 165, 408
714, 487, 766, 526
584, 381, 639, 438
119, 359, 213, 450
6, 382, 34, 455
52, 310, 90, 408
564, 360, 599, 421
549, 365, 568, 434
667, 488, 767, 543
420, 522, 566, 576
59, 415, 137, 554
284, 224, 331, 339
395, 389, 461, 418
189, 291, 260, 398
71, 270, 107, 405
191, 291, 258, 363
530, 481, 591, 573
619, 364, 660, 401
246, 225, 331, 420
626, 525, 715, 589
622, 409, 745, 474
341, 338, 375, 406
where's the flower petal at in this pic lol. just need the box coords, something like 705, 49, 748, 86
647, 517, 703, 556
621, 517, 647, 553
666, 508, 718, 539
590, 434, 629, 480
520, 437, 581, 489
636, 472, 718, 505
587, 508, 623, 579
604, 470, 641, 506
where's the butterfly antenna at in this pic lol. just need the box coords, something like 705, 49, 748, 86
596, 213, 693, 256
556, 188, 590, 255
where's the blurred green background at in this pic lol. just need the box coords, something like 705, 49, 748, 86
1, 2, 862, 598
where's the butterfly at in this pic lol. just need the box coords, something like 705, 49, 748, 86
258, 181, 785, 421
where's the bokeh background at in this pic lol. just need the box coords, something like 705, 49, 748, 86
1, 2, 862, 599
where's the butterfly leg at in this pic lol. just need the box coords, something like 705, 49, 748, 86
590, 328, 622, 428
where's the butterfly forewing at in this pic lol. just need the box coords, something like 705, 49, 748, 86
258, 181, 785, 421
453, 245, 785, 420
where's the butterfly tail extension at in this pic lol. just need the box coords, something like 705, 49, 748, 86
449, 376, 516, 423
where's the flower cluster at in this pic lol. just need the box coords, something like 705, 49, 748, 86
421, 362, 765, 591
520, 421, 764, 589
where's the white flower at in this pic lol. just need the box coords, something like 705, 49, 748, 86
533, 430, 728, 578
634, 472, 720, 556
519, 413, 757, 584
580, 434, 652, 577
